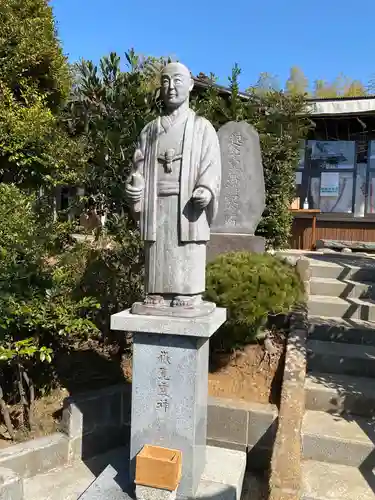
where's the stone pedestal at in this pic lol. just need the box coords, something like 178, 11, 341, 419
207, 233, 266, 262
110, 308, 227, 499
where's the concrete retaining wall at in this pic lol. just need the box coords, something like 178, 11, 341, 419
268, 306, 308, 500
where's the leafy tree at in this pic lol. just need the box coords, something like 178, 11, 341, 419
313, 75, 367, 98
0, 0, 84, 189
0, 184, 99, 437
285, 66, 309, 95
344, 80, 367, 97
193, 65, 309, 248
67, 51, 158, 217
313, 79, 330, 98
249, 72, 280, 95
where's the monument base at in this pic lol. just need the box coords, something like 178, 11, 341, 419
110, 308, 226, 498
207, 233, 266, 262
131, 301, 216, 318
78, 446, 246, 500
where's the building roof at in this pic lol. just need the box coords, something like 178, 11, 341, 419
305, 96, 375, 117
193, 77, 375, 118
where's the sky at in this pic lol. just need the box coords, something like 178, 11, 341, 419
51, 0, 375, 91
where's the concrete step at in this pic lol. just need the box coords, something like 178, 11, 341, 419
24, 462, 95, 500
308, 295, 375, 320
305, 372, 375, 417
310, 277, 374, 299
309, 316, 375, 345
302, 410, 375, 468
24, 445, 247, 500
307, 339, 375, 377
22, 447, 120, 500
302, 460, 375, 500
310, 259, 375, 281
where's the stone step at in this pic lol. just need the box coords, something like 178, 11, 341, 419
307, 339, 375, 378
305, 372, 375, 417
308, 295, 375, 320
310, 277, 374, 299
302, 410, 375, 467
23, 447, 117, 500
302, 460, 374, 500
310, 260, 375, 281
309, 316, 375, 345
24, 445, 246, 500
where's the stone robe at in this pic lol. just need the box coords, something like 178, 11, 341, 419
130, 109, 221, 295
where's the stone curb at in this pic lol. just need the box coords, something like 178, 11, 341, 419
276, 254, 311, 298
0, 391, 277, 492
0, 466, 24, 500
268, 306, 308, 500
0, 433, 69, 479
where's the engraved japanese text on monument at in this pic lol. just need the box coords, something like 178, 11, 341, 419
213, 121, 265, 235
156, 349, 171, 412
223, 132, 244, 227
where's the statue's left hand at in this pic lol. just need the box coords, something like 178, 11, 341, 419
192, 187, 212, 209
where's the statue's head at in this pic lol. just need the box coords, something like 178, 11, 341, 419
161, 62, 194, 110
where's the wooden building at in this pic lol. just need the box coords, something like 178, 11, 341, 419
193, 79, 375, 249
292, 96, 375, 250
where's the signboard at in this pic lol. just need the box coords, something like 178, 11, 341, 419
295, 171, 302, 185
320, 172, 339, 197
309, 140, 355, 169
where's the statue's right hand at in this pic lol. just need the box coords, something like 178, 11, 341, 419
125, 184, 144, 204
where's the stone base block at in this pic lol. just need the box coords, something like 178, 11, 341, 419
78, 446, 246, 500
131, 301, 216, 318
0, 467, 24, 500
207, 234, 266, 262
136, 485, 177, 500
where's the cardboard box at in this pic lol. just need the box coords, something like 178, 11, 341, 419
290, 198, 300, 210
135, 445, 182, 491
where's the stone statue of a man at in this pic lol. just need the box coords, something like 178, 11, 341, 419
125, 62, 221, 316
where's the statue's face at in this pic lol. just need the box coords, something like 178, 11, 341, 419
161, 63, 193, 109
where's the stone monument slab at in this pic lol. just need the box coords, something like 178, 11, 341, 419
209, 121, 266, 257
212, 121, 265, 235
207, 233, 266, 261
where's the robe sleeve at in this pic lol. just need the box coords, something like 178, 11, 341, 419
125, 124, 150, 221
128, 126, 149, 183
194, 119, 222, 224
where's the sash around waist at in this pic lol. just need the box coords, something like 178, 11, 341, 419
157, 180, 180, 195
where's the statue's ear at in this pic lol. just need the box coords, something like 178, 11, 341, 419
189, 77, 194, 92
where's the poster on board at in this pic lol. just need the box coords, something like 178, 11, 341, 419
320, 172, 339, 197
309, 141, 355, 169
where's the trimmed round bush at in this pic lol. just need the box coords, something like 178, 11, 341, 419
205, 251, 304, 351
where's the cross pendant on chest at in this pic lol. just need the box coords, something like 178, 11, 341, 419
164, 149, 176, 173
158, 148, 183, 174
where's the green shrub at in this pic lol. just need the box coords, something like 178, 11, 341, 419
205, 252, 304, 351
0, 184, 99, 436
0, 0, 85, 190
54, 216, 144, 335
